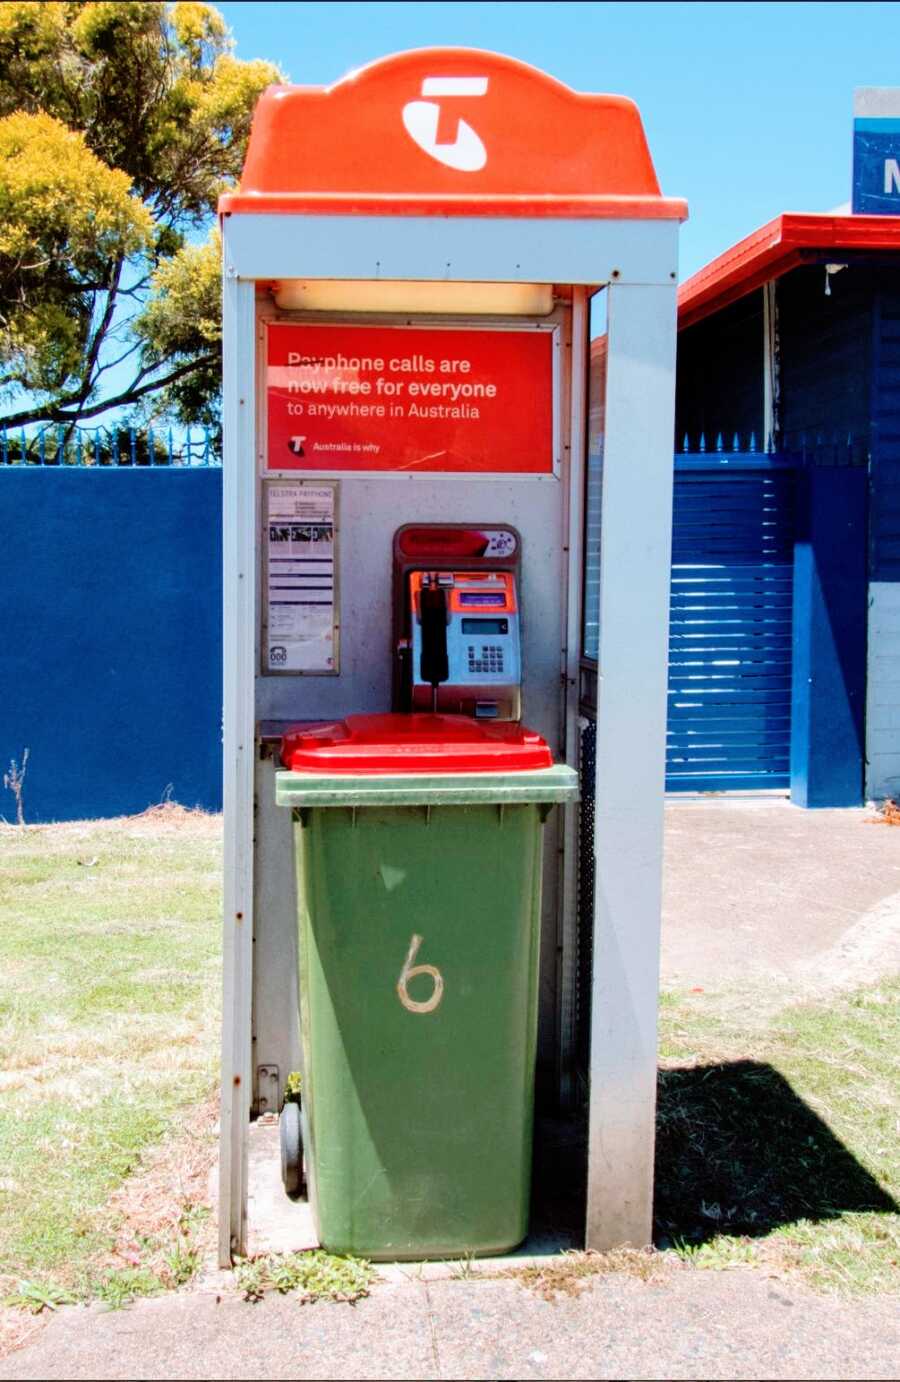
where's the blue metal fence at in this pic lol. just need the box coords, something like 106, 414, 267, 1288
666, 450, 797, 793
681, 428, 865, 465
681, 430, 769, 455
0, 424, 221, 468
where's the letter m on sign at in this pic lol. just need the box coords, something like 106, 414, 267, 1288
885, 158, 900, 194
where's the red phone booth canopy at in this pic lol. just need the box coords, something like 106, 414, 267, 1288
219, 48, 687, 221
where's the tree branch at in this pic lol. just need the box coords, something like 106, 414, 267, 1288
0, 355, 218, 427
92, 339, 144, 377
74, 258, 125, 404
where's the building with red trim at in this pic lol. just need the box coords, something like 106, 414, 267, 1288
674, 212, 900, 806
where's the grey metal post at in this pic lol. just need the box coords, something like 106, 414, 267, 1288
219, 263, 257, 1265
586, 280, 677, 1251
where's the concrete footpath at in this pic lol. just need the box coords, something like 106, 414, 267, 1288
1, 1267, 899, 1381
661, 799, 900, 997
2, 801, 899, 1380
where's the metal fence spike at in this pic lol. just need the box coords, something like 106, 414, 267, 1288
1, 424, 220, 467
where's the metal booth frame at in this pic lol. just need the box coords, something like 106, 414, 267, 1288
218, 47, 687, 1264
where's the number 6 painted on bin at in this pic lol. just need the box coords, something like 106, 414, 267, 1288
397, 933, 444, 1014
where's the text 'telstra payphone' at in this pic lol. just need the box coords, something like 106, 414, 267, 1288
393, 523, 522, 720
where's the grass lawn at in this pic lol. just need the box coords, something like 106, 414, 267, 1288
0, 807, 221, 1307
656, 978, 899, 1293
0, 807, 897, 1312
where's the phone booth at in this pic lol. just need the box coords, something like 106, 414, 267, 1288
218, 48, 687, 1264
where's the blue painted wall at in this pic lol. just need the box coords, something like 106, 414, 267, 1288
790, 466, 868, 807
870, 270, 900, 582
0, 469, 222, 822
675, 290, 764, 447
760, 268, 871, 805
778, 265, 873, 464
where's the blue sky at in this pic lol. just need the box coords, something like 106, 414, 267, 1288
218, 0, 900, 279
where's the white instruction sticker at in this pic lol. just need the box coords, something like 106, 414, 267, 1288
265, 482, 337, 673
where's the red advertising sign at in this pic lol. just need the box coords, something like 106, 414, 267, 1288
266, 324, 554, 473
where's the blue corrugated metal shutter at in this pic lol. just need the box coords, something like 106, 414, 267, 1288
667, 457, 795, 792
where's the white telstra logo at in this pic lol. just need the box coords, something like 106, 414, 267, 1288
402, 77, 489, 172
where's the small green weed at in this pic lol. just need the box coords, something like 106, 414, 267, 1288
234, 1257, 269, 1302
268, 1256, 305, 1294
179, 1204, 211, 1232
3, 1279, 76, 1314
94, 1267, 162, 1310
155, 1203, 209, 1287
234, 1251, 377, 1305
162, 1237, 202, 1288
283, 1071, 303, 1104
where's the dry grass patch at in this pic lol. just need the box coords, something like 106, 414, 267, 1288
102, 1095, 218, 1281
510, 1248, 663, 1302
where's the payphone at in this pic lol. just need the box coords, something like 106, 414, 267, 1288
392, 522, 522, 720
407, 570, 521, 720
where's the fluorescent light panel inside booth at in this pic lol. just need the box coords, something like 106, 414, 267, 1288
274, 280, 555, 315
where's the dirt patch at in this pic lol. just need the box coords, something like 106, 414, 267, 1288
103, 1095, 218, 1278
122, 802, 221, 838
0, 801, 221, 841
508, 1248, 664, 1302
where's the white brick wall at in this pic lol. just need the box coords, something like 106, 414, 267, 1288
867, 582, 900, 799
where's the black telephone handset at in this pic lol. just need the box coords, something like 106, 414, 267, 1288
419, 577, 449, 689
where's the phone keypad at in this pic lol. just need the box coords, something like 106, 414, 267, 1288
467, 644, 505, 675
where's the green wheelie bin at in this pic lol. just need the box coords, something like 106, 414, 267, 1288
275, 712, 579, 1261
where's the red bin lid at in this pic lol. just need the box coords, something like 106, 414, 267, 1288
281, 713, 554, 774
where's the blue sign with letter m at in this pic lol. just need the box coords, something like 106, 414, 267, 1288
853, 118, 900, 214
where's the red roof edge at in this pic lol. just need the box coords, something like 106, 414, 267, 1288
678, 213, 900, 330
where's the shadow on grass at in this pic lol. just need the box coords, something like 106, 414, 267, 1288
528, 1060, 897, 1250
654, 1060, 898, 1246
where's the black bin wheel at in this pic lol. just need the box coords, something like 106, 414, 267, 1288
280, 1100, 304, 1197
